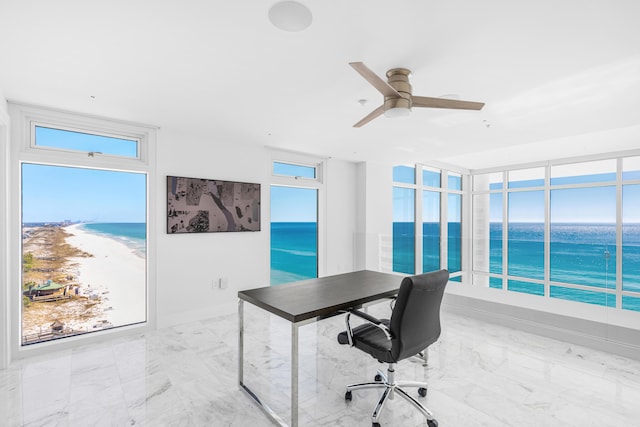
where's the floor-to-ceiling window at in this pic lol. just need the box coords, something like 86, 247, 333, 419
472, 154, 640, 313
507, 167, 545, 295
392, 164, 466, 279
549, 160, 617, 307
393, 166, 416, 274
11, 103, 154, 347
270, 160, 320, 285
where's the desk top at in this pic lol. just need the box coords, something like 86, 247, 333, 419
238, 270, 402, 323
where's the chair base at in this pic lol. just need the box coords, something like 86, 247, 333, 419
345, 364, 438, 426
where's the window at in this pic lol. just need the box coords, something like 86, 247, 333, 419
393, 186, 415, 274
422, 191, 440, 273
507, 191, 545, 282
423, 167, 440, 188
21, 164, 147, 344
273, 161, 316, 179
550, 159, 616, 185
33, 125, 139, 158
508, 167, 545, 188
472, 154, 640, 313
623, 156, 640, 180
11, 102, 154, 348
270, 158, 322, 285
550, 187, 617, 290
393, 164, 465, 278
393, 165, 415, 184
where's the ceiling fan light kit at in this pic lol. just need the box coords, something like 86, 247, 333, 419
350, 62, 485, 127
268, 1, 312, 32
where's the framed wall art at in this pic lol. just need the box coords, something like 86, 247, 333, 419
167, 176, 260, 233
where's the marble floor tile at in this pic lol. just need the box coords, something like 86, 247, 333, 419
1, 302, 639, 426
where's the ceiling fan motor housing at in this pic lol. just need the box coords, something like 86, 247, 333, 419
384, 68, 412, 111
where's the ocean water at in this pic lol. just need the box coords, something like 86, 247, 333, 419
271, 222, 317, 285
82, 222, 147, 257
393, 222, 640, 311
393, 222, 461, 275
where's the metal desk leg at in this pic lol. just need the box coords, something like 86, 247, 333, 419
291, 322, 299, 427
238, 300, 289, 426
238, 300, 244, 386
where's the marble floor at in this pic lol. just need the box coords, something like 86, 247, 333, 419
1, 302, 640, 427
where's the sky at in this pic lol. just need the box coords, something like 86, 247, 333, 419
394, 165, 640, 224
35, 126, 137, 157
22, 163, 147, 223
22, 128, 145, 223
270, 186, 317, 222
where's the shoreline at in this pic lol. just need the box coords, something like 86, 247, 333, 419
64, 223, 146, 328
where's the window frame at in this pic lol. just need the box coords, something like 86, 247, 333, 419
471, 150, 640, 314
272, 159, 322, 182
31, 122, 141, 160
392, 162, 469, 279
8, 101, 157, 360
269, 151, 326, 280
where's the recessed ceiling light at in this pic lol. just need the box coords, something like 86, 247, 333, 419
268, 1, 312, 32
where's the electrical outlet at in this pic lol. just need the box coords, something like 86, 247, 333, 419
219, 277, 228, 289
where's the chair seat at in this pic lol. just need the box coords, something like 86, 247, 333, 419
337, 319, 394, 363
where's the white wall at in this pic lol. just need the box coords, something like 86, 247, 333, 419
155, 129, 270, 326
155, 129, 359, 327
324, 158, 357, 276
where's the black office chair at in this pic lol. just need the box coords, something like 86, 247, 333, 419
337, 269, 449, 427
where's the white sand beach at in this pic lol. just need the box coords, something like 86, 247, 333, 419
65, 224, 146, 328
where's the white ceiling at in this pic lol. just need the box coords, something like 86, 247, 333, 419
1, 0, 639, 169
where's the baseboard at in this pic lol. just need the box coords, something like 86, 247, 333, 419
442, 293, 640, 361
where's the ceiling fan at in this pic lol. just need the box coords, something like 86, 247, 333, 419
350, 62, 485, 127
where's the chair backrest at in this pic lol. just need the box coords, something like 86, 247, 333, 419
389, 269, 449, 361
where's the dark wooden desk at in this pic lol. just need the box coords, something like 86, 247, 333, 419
238, 270, 402, 427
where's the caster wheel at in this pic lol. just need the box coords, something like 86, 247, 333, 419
345, 391, 352, 401
427, 419, 438, 427
372, 423, 381, 427
418, 387, 427, 397
374, 374, 383, 382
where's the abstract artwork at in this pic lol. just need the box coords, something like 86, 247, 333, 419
167, 176, 260, 233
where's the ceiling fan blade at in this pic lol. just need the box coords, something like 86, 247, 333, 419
412, 96, 484, 110
353, 105, 384, 128
350, 62, 401, 98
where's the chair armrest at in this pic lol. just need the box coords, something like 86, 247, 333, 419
343, 309, 392, 346
349, 308, 384, 325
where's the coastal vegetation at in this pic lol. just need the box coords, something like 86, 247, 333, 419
21, 225, 101, 342
22, 226, 92, 287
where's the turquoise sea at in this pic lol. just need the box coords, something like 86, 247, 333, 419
82, 222, 147, 257
393, 222, 640, 311
271, 222, 317, 285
